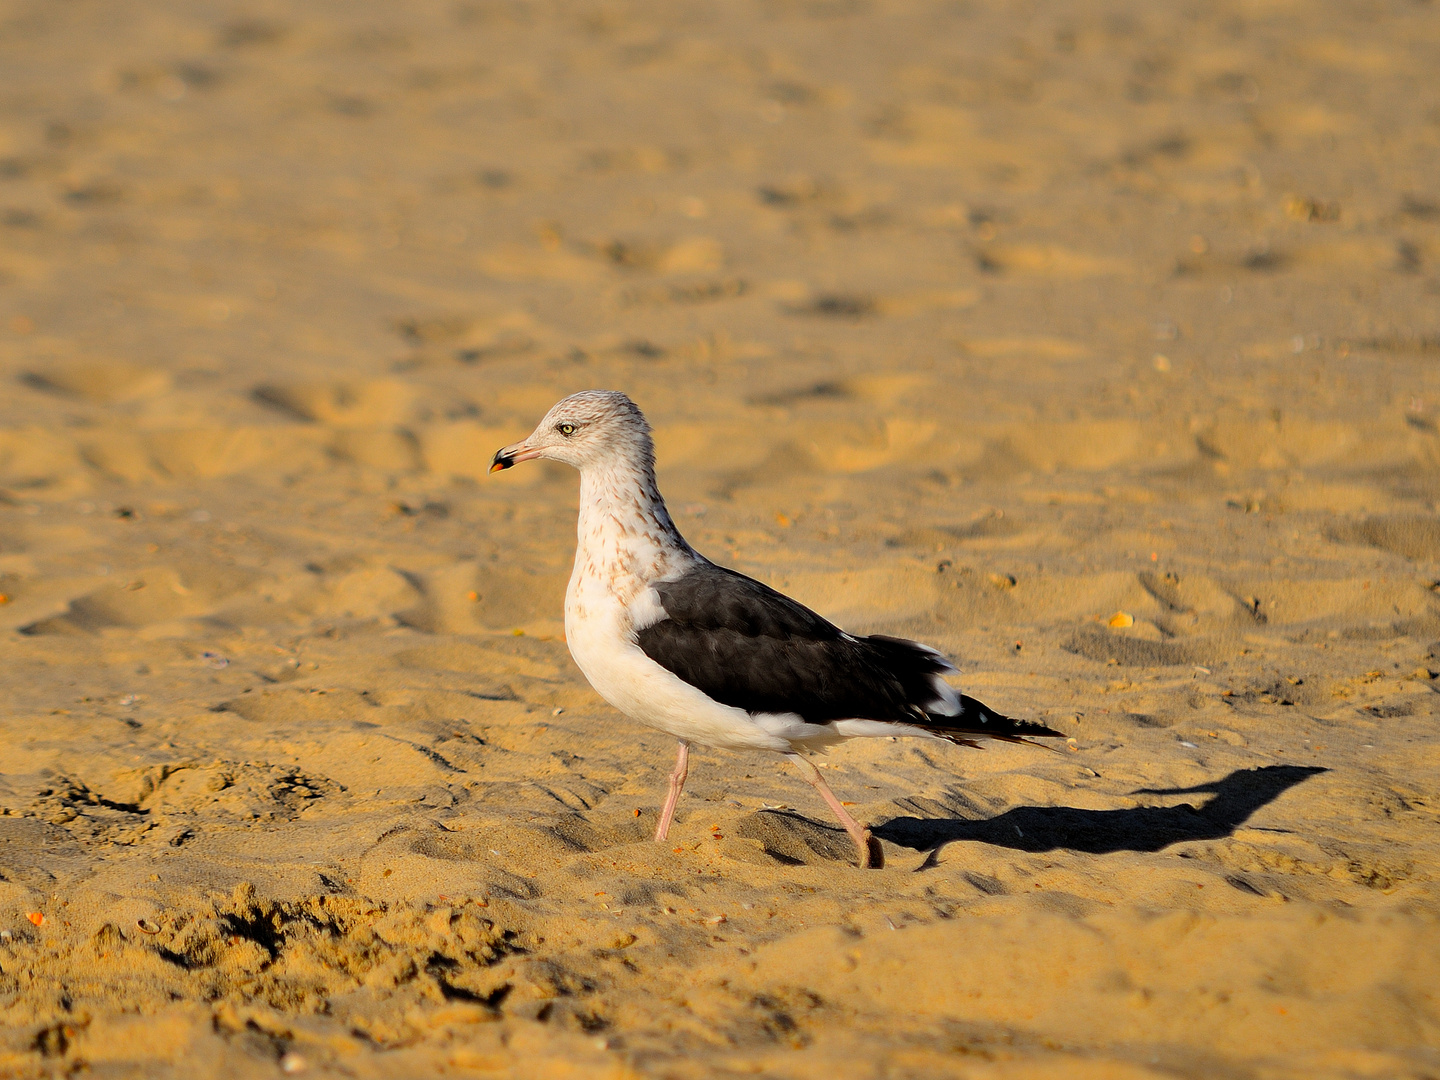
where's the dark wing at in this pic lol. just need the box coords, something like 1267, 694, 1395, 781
928, 694, 1068, 744
635, 562, 959, 724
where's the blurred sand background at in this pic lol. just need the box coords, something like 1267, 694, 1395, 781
2, 0, 1439, 1076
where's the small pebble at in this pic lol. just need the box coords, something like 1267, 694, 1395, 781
280, 1052, 306, 1074
705, 914, 726, 925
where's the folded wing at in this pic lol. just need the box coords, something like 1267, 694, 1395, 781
635, 562, 1063, 743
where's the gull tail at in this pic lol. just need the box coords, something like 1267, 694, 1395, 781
927, 694, 1067, 748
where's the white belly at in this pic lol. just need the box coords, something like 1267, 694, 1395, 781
564, 578, 788, 752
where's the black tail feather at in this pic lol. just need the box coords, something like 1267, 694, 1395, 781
927, 694, 1067, 746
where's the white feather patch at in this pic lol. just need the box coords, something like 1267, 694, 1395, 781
926, 674, 962, 716
626, 586, 669, 634
750, 712, 835, 743
831, 719, 945, 741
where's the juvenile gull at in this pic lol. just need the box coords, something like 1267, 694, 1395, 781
491, 390, 1064, 868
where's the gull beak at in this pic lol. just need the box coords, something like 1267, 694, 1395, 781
490, 441, 542, 473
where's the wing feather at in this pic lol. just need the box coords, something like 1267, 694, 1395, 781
636, 563, 963, 724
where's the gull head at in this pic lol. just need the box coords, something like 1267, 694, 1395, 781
491, 390, 653, 474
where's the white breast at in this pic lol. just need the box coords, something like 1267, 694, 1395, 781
560, 456, 799, 752
564, 573, 788, 752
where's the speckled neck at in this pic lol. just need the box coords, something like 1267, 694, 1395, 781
573, 446, 693, 602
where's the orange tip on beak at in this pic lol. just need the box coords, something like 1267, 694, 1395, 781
491, 445, 541, 473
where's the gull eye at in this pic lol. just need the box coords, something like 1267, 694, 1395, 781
557, 422, 577, 437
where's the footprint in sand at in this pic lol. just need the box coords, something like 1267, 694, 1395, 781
253, 379, 417, 426
1326, 515, 1440, 562
19, 564, 255, 636
23, 361, 171, 404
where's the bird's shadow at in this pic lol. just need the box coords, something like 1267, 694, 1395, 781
872, 764, 1327, 858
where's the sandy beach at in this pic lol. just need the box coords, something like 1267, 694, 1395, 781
1, 0, 1439, 1075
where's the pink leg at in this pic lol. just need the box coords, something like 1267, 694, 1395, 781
787, 753, 879, 869
655, 740, 690, 842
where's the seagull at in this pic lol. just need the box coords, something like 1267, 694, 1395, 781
491, 390, 1064, 868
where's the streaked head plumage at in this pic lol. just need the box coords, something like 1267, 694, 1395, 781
491, 390, 652, 473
